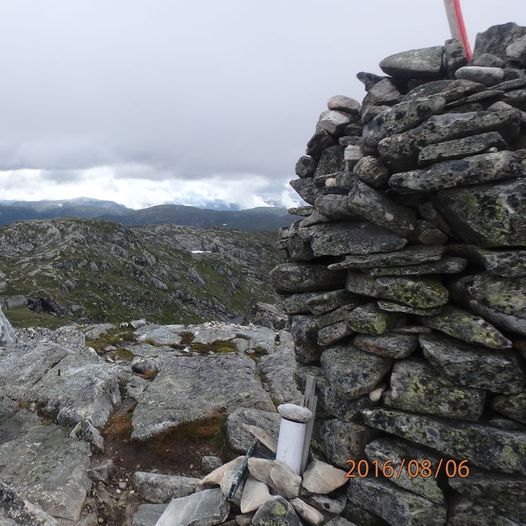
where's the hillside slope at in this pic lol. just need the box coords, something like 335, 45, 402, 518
0, 219, 281, 326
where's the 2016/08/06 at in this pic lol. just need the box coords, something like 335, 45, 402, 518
345, 459, 470, 479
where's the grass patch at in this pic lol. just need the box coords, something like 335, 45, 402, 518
87, 327, 136, 353
5, 306, 72, 329
191, 340, 238, 354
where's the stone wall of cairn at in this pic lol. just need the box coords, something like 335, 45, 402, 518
271, 23, 526, 526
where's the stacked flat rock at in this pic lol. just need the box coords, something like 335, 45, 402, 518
273, 23, 526, 526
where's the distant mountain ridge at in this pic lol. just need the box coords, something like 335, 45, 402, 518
0, 198, 294, 232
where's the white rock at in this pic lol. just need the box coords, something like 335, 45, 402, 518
243, 424, 278, 453
291, 498, 325, 526
302, 460, 348, 494
197, 456, 244, 489
318, 110, 350, 135
240, 476, 272, 514
248, 458, 302, 498
277, 403, 312, 423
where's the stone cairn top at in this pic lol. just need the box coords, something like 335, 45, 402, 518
271, 22, 526, 526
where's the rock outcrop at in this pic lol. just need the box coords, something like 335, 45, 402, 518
274, 23, 526, 526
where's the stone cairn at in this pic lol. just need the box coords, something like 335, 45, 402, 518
271, 23, 526, 525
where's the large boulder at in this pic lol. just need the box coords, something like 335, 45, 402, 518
379, 46, 445, 79
132, 354, 274, 440
363, 408, 526, 475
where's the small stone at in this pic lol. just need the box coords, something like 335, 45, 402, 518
290, 177, 318, 205
295, 156, 317, 178
247, 459, 301, 498
314, 145, 345, 177
365, 438, 444, 503
390, 151, 521, 192
329, 245, 444, 270
133, 472, 199, 504
421, 305, 512, 349
456, 65, 505, 85
226, 408, 279, 454
290, 498, 324, 526
384, 358, 486, 421
240, 476, 272, 514
347, 477, 446, 526
156, 488, 230, 526
252, 496, 300, 526
417, 132, 508, 165
377, 300, 443, 317
301, 460, 347, 494
346, 273, 449, 309
344, 144, 363, 169
362, 79, 401, 106
198, 457, 244, 489
317, 110, 350, 136
277, 403, 312, 423
353, 332, 418, 359
88, 459, 114, 483
346, 303, 395, 335
356, 71, 385, 90
380, 46, 444, 78
271, 263, 346, 293
306, 494, 346, 515
320, 345, 392, 399
492, 392, 526, 425
420, 333, 525, 395
328, 95, 361, 115
353, 156, 389, 188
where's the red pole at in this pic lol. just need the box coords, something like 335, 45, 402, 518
444, 0, 472, 61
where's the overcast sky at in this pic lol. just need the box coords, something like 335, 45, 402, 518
0, 0, 524, 209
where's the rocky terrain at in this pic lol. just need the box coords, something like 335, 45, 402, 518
272, 21, 526, 526
0, 219, 281, 327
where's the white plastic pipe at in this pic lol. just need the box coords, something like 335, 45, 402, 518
276, 418, 307, 474
275, 403, 313, 474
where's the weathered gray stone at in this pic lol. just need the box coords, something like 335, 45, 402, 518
363, 408, 526, 475
132, 354, 274, 440
422, 305, 512, 349
320, 345, 392, 399
317, 110, 350, 136
417, 132, 508, 165
403, 78, 483, 103
313, 419, 369, 469
366, 257, 466, 277
346, 273, 449, 309
434, 178, 526, 247
353, 332, 418, 359
240, 476, 272, 514
306, 129, 336, 160
456, 65, 505, 85
302, 460, 347, 495
307, 222, 407, 257
473, 23, 526, 62
507, 34, 526, 65
0, 306, 15, 346
317, 321, 354, 346
410, 220, 449, 245
362, 79, 401, 106
271, 263, 346, 293
472, 53, 506, 68
247, 459, 301, 498
291, 498, 324, 526
252, 496, 301, 526
379, 109, 520, 171
0, 424, 91, 523
365, 438, 444, 503
353, 156, 389, 188
278, 403, 311, 423
132, 504, 167, 526
328, 95, 361, 114
306, 289, 361, 315
329, 245, 444, 270
289, 314, 322, 364
306, 494, 346, 515
390, 151, 521, 192
377, 300, 443, 316
492, 392, 526, 425
295, 156, 317, 178
156, 488, 230, 526
363, 96, 446, 146
346, 303, 396, 335
347, 477, 447, 526
314, 145, 345, 177
420, 333, 524, 394
448, 497, 520, 526
226, 408, 279, 453
380, 46, 444, 78
445, 38, 468, 77
449, 470, 526, 523
314, 194, 357, 220
289, 178, 318, 205
133, 472, 199, 504
384, 358, 486, 420
0, 481, 59, 526
447, 245, 526, 277
346, 179, 417, 236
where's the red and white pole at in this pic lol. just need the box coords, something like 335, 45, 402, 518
443, 0, 472, 61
